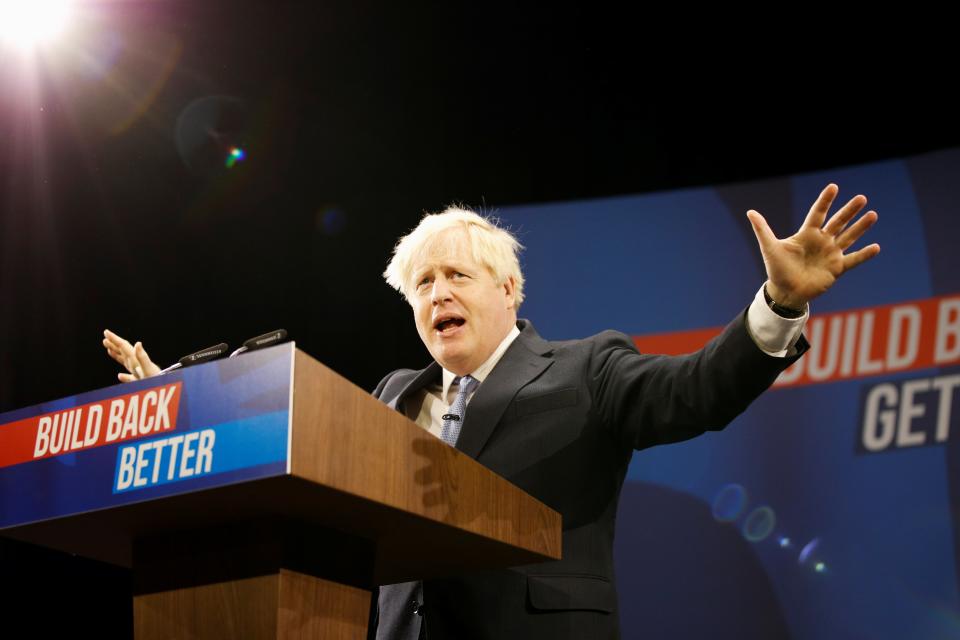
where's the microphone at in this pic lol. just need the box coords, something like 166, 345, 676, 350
230, 329, 288, 357
160, 343, 230, 374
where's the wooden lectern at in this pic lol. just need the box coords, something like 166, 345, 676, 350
0, 344, 561, 638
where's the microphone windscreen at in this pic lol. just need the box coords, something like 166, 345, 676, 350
178, 343, 230, 367
242, 329, 288, 351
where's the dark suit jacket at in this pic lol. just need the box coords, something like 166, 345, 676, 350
371, 308, 808, 640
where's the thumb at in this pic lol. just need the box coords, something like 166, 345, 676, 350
746, 210, 777, 254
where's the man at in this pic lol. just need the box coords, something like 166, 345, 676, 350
104, 184, 879, 639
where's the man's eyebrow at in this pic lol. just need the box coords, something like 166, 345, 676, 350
412, 261, 471, 281
412, 266, 434, 282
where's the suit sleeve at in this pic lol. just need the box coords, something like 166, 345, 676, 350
589, 305, 808, 450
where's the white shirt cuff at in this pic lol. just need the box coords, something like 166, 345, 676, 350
746, 283, 809, 357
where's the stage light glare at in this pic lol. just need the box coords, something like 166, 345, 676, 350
0, 0, 74, 53
225, 146, 246, 168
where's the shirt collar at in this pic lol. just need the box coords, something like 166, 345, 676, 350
441, 324, 521, 399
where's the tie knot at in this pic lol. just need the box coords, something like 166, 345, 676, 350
454, 375, 478, 395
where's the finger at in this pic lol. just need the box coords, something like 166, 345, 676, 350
105, 331, 141, 376
823, 194, 867, 235
802, 183, 839, 230
837, 211, 878, 250
103, 341, 127, 366
135, 342, 160, 378
105, 330, 138, 373
746, 210, 779, 254
106, 347, 129, 369
104, 329, 136, 360
842, 243, 881, 272
136, 341, 151, 365
118, 373, 136, 383
103, 329, 126, 350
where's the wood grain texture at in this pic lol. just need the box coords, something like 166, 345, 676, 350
135, 574, 278, 640
277, 569, 370, 640
134, 571, 371, 640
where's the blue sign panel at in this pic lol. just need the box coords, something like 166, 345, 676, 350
0, 343, 294, 529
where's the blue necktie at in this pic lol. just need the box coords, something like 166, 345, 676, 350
440, 375, 477, 446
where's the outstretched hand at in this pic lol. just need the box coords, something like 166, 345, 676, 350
103, 329, 161, 382
746, 183, 880, 310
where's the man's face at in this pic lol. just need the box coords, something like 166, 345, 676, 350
410, 229, 517, 376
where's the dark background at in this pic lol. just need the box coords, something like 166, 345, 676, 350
0, 2, 953, 635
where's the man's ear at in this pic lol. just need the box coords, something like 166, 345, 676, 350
502, 276, 516, 309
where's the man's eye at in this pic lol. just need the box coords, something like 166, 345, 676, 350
453, 272, 467, 279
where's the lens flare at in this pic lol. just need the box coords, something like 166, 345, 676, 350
798, 537, 821, 566
317, 206, 347, 235
175, 96, 247, 176
0, 0, 74, 53
711, 483, 748, 522
742, 506, 776, 542
225, 146, 246, 168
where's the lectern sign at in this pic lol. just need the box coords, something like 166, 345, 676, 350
0, 343, 295, 529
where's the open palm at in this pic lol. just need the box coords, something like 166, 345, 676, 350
746, 184, 880, 310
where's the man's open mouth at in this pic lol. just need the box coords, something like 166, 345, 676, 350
434, 317, 466, 333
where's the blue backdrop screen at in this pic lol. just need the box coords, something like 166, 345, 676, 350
498, 148, 960, 639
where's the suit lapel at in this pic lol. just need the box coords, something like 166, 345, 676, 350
385, 361, 441, 411
456, 320, 554, 459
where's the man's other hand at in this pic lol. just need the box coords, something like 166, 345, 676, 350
746, 183, 880, 310
103, 329, 161, 382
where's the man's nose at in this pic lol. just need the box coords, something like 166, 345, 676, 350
431, 276, 451, 304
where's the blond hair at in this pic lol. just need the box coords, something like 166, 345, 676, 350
384, 207, 525, 310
